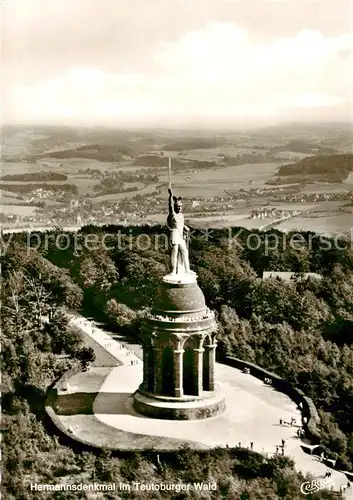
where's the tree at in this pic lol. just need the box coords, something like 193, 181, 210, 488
76, 347, 95, 370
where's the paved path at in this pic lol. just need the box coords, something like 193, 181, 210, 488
68, 313, 142, 368
66, 312, 352, 497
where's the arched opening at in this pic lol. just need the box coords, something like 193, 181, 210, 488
183, 349, 194, 395
203, 348, 210, 391
202, 335, 211, 391
183, 338, 197, 396
161, 347, 174, 396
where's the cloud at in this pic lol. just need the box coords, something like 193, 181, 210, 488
5, 23, 353, 125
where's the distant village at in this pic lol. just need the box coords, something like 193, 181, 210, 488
1, 181, 352, 228
250, 208, 299, 220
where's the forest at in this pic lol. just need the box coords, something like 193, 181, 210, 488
0, 172, 68, 182
277, 154, 353, 182
1, 183, 78, 195
34, 144, 132, 162
1, 224, 353, 499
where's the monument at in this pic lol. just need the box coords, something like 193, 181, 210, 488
133, 159, 226, 419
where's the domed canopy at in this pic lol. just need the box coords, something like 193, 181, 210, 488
154, 281, 206, 313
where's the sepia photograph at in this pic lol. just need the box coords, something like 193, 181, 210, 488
1, 0, 353, 498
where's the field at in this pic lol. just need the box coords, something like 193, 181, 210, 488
1, 204, 38, 216
1, 158, 282, 208
1, 123, 352, 234
90, 183, 155, 203
0, 160, 144, 199
160, 163, 281, 198
276, 213, 352, 235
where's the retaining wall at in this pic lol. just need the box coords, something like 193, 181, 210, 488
222, 356, 321, 444
50, 362, 83, 396
45, 354, 322, 454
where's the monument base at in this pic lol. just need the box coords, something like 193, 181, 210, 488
163, 271, 197, 285
133, 386, 226, 420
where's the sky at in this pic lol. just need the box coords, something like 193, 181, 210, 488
3, 0, 353, 127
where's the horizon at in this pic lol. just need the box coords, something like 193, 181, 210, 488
3, 119, 353, 132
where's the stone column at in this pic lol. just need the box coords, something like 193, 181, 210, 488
204, 344, 216, 391
193, 348, 204, 396
142, 346, 149, 390
173, 349, 184, 398
145, 346, 155, 392
153, 347, 163, 394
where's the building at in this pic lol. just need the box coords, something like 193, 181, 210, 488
262, 271, 322, 281
133, 273, 225, 420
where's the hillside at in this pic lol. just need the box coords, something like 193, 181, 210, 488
1, 172, 67, 182
276, 154, 353, 182
271, 140, 338, 155
0, 183, 78, 195
132, 155, 217, 170
38, 224, 353, 475
2, 232, 346, 499
162, 138, 226, 150
30, 136, 69, 151
31, 143, 132, 162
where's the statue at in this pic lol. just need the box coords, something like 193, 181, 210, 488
167, 187, 192, 275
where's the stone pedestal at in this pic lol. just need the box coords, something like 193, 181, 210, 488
133, 272, 226, 420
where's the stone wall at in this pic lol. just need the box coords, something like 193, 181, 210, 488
44, 405, 102, 453
50, 362, 82, 396
222, 356, 321, 444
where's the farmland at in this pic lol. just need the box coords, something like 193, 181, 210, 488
161, 162, 282, 198
275, 213, 353, 235
1, 123, 352, 234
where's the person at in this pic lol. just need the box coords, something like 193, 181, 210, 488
250, 442, 253, 450
279, 418, 283, 425
167, 188, 191, 275
282, 439, 285, 447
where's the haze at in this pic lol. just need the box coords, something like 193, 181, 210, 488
3, 0, 353, 127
